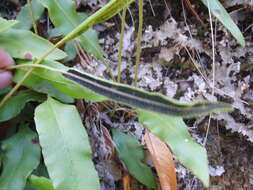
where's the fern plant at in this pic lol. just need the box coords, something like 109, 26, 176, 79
0, 0, 244, 189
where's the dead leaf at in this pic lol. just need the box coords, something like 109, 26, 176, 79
101, 125, 115, 159
144, 130, 177, 190
123, 174, 131, 190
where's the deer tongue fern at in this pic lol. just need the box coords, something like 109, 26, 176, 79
10, 63, 233, 118
0, 0, 135, 108
63, 69, 233, 118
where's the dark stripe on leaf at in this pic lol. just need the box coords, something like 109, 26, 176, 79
63, 69, 233, 118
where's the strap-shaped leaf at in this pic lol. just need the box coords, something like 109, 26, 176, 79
63, 69, 233, 118
0, 127, 41, 190
13, 60, 106, 102
34, 97, 100, 190
138, 110, 209, 187
56, 0, 134, 45
37, 0, 103, 59
14, 60, 232, 118
14, 61, 74, 103
200, 0, 245, 46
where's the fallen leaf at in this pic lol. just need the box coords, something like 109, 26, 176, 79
144, 130, 177, 190
123, 174, 131, 190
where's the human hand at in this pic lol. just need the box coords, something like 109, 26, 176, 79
0, 48, 14, 89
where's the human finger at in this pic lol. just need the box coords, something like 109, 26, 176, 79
0, 71, 13, 89
0, 48, 14, 68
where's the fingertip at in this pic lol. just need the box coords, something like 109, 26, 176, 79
0, 48, 15, 68
0, 71, 13, 89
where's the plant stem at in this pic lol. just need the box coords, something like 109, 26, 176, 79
134, 0, 143, 87
117, 8, 127, 82
27, 0, 38, 34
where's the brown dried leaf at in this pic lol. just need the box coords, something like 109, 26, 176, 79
144, 130, 177, 190
101, 125, 115, 159
123, 174, 131, 190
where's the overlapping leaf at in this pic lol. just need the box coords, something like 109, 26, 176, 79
0, 29, 66, 60
201, 0, 245, 46
13, 60, 74, 103
0, 127, 41, 190
29, 175, 55, 190
34, 97, 100, 190
90, 0, 134, 25
14, 0, 45, 30
37, 0, 103, 59
0, 17, 18, 33
112, 129, 156, 189
14, 61, 232, 117
13, 60, 106, 102
137, 110, 209, 187
0, 90, 45, 122
46, 0, 135, 48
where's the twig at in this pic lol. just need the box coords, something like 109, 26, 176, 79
27, 0, 38, 34
134, 0, 143, 87
204, 0, 216, 146
117, 7, 127, 82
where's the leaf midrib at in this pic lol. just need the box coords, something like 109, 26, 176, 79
48, 101, 78, 190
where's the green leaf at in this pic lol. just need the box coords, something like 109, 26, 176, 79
24, 183, 36, 190
14, 0, 45, 30
0, 86, 12, 96
0, 29, 67, 60
0, 90, 45, 122
13, 61, 74, 103
0, 127, 41, 190
34, 97, 100, 190
37, 0, 103, 59
48, 0, 134, 50
90, 0, 135, 25
137, 110, 209, 187
0, 17, 18, 33
63, 41, 77, 62
29, 175, 55, 190
112, 129, 156, 189
14, 61, 232, 117
64, 69, 232, 118
201, 0, 245, 46
16, 78, 74, 103
13, 60, 106, 102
